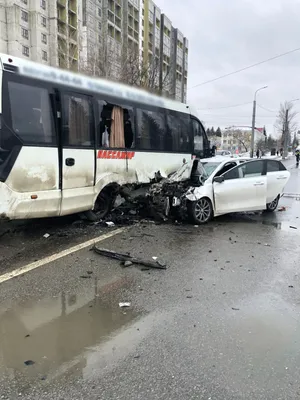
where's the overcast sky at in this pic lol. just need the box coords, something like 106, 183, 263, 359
161, 0, 300, 137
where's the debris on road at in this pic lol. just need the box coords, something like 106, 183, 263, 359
123, 261, 133, 267
289, 285, 294, 288
105, 221, 115, 227
232, 307, 240, 311
278, 206, 286, 212
93, 246, 167, 270
24, 360, 35, 366
80, 275, 92, 279
119, 302, 131, 308
43, 233, 50, 239
290, 226, 297, 230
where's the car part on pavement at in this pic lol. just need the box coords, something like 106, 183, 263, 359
93, 246, 167, 270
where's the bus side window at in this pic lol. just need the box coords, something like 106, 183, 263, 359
97, 102, 134, 149
62, 94, 94, 147
192, 119, 204, 156
166, 111, 192, 153
7, 81, 55, 145
136, 108, 166, 150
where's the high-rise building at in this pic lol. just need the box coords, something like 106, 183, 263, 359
141, 0, 188, 102
0, 0, 188, 102
81, 0, 140, 80
0, 0, 81, 70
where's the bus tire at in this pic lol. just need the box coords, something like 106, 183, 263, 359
94, 185, 118, 219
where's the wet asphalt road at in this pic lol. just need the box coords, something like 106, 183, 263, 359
0, 159, 300, 399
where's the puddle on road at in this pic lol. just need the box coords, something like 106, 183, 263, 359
0, 277, 143, 396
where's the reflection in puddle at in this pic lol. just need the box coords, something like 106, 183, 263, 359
0, 277, 142, 395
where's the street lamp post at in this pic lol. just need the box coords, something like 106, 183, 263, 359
250, 86, 268, 158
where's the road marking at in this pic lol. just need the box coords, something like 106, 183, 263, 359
0, 228, 125, 285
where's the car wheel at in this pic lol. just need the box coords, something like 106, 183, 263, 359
266, 195, 279, 212
187, 198, 213, 224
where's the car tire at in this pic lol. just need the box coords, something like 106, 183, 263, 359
187, 198, 213, 224
266, 195, 280, 212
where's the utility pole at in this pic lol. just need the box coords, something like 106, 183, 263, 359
283, 109, 289, 160
250, 100, 256, 158
250, 86, 268, 158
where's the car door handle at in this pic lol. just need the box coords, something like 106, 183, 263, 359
65, 158, 75, 166
254, 182, 264, 186
277, 176, 287, 180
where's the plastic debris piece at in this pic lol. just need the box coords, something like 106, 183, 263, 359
105, 221, 115, 227
24, 360, 35, 366
43, 233, 50, 239
119, 302, 131, 308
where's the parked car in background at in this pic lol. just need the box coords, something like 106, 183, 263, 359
215, 150, 232, 157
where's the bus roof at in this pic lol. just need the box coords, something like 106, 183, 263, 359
0, 53, 191, 115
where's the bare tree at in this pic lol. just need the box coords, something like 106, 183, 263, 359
275, 101, 298, 146
82, 40, 171, 95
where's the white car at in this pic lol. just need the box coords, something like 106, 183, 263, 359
170, 158, 290, 224
215, 150, 232, 157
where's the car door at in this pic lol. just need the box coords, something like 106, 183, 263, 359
213, 160, 267, 214
59, 91, 96, 215
266, 160, 290, 203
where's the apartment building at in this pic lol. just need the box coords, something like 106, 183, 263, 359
81, 0, 140, 80
0, 0, 81, 70
141, 0, 188, 102
0, 0, 188, 102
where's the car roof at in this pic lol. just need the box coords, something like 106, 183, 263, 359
201, 157, 250, 163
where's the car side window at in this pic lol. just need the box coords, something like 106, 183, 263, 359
267, 160, 280, 172
215, 162, 237, 177
242, 160, 264, 177
223, 160, 264, 180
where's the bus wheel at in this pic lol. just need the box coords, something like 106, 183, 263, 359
93, 185, 118, 219
94, 191, 113, 219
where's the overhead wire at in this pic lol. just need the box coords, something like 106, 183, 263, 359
197, 101, 252, 110
189, 46, 300, 90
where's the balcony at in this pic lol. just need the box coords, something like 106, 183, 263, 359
68, 1, 77, 15
57, 0, 66, 8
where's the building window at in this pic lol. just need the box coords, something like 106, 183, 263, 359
40, 0, 46, 9
98, 22, 101, 30
21, 10, 28, 22
41, 16, 47, 27
98, 8, 101, 17
22, 45, 30, 57
41, 33, 47, 44
42, 51, 48, 61
21, 27, 29, 39
21, 0, 28, 4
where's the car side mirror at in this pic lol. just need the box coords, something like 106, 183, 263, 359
213, 176, 225, 183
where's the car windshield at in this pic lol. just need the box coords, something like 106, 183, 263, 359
201, 162, 221, 177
